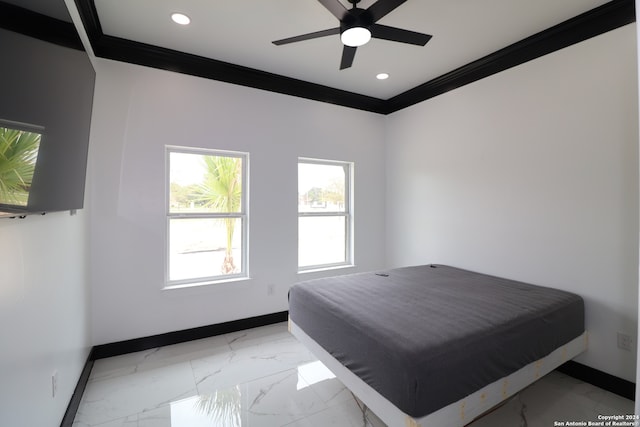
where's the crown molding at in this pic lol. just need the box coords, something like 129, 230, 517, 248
87, 33, 388, 114
384, 0, 635, 113
11, 0, 635, 114
0, 1, 84, 51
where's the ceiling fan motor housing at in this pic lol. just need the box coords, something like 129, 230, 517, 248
340, 8, 374, 35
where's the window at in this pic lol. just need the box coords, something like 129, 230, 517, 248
166, 147, 248, 286
298, 158, 353, 270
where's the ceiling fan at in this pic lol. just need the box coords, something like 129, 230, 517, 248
272, 0, 432, 70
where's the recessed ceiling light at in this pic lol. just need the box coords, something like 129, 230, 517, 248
376, 73, 389, 80
171, 13, 191, 25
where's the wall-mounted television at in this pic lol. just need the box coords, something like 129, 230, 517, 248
0, 21, 95, 218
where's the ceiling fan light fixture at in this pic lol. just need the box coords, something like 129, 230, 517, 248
341, 27, 371, 47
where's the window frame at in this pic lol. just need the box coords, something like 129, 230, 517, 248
297, 157, 354, 272
165, 146, 249, 288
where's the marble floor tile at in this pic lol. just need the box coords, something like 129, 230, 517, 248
467, 371, 634, 427
236, 367, 328, 426
133, 369, 327, 427
192, 331, 316, 394
297, 360, 355, 408
73, 322, 634, 427
283, 399, 384, 427
74, 361, 197, 426
89, 334, 231, 382
226, 323, 295, 350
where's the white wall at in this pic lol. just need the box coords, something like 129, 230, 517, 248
636, 0, 640, 413
88, 58, 386, 345
0, 211, 91, 426
385, 24, 639, 381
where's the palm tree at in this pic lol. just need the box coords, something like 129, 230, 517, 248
0, 127, 40, 206
197, 155, 242, 274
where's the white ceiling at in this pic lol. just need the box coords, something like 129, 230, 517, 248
8, 0, 613, 99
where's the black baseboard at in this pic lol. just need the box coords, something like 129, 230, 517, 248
91, 311, 289, 360
557, 360, 635, 401
60, 349, 95, 427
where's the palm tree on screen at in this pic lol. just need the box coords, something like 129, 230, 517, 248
0, 127, 40, 206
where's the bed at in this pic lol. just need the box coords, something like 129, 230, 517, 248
288, 264, 586, 427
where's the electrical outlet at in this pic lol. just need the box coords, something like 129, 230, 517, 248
617, 332, 633, 351
51, 371, 58, 398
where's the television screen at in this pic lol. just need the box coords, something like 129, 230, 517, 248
0, 122, 42, 210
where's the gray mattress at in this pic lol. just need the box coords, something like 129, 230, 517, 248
288, 264, 584, 418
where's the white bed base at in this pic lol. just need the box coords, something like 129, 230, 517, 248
290, 319, 587, 427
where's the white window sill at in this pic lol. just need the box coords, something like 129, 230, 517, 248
163, 276, 251, 291
298, 264, 355, 275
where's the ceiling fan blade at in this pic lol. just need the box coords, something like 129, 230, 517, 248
317, 0, 349, 20
370, 24, 432, 46
273, 27, 340, 45
340, 46, 357, 70
367, 0, 408, 22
